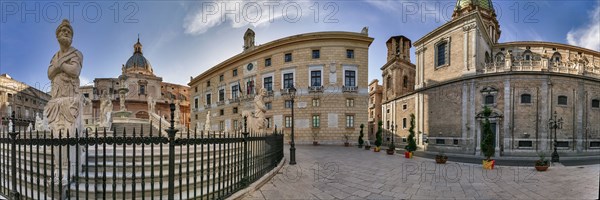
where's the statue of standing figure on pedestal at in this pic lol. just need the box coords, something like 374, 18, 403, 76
45, 19, 84, 184
99, 92, 113, 128
505, 50, 513, 69
242, 88, 267, 133
205, 111, 211, 131
147, 96, 156, 114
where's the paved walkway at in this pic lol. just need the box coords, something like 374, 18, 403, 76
244, 145, 599, 200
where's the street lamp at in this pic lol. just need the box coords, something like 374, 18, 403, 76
288, 85, 297, 165
548, 111, 563, 163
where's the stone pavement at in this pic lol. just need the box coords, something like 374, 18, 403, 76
244, 145, 599, 200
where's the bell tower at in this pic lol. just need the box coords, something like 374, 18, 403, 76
453, 0, 501, 43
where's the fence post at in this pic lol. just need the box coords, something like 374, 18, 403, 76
166, 103, 179, 200
9, 111, 20, 200
242, 116, 249, 186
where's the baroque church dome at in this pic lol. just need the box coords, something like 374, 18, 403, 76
124, 37, 153, 75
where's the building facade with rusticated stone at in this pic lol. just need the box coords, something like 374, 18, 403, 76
381, 0, 600, 157
189, 28, 373, 144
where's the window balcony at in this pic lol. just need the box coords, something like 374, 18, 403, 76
342, 86, 358, 93
308, 86, 323, 93
229, 97, 240, 103
216, 101, 225, 106
204, 104, 211, 109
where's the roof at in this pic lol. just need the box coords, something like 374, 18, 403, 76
455, 0, 494, 12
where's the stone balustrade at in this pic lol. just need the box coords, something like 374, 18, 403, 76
483, 60, 600, 78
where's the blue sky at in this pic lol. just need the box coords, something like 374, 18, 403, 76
1, 0, 599, 90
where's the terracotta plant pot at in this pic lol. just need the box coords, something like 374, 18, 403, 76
344, 142, 350, 147
364, 145, 371, 150
483, 159, 495, 170
386, 149, 395, 155
404, 151, 413, 158
313, 141, 319, 146
535, 165, 549, 171
435, 156, 448, 164
374, 146, 381, 152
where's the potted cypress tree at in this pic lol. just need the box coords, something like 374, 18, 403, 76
405, 114, 417, 158
374, 121, 383, 152
358, 124, 364, 148
481, 106, 495, 169
386, 141, 396, 155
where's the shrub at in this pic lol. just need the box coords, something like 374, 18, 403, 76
481, 106, 495, 160
358, 124, 364, 146
405, 114, 417, 152
375, 121, 383, 147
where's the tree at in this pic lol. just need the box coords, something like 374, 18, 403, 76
375, 121, 383, 147
481, 106, 495, 160
358, 124, 365, 146
406, 114, 417, 152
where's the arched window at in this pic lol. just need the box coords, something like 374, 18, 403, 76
592, 99, 599, 108
521, 94, 531, 104
403, 76, 408, 88
523, 50, 533, 61
551, 52, 562, 62
485, 95, 495, 105
386, 76, 392, 89
495, 52, 504, 62
485, 51, 491, 63
558, 95, 568, 105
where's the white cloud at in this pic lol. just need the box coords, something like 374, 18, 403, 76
567, 4, 600, 51
80, 76, 93, 86
183, 0, 313, 35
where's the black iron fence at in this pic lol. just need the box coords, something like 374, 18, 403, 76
0, 111, 284, 200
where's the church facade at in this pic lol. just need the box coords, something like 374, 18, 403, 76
189, 29, 373, 144
381, 0, 600, 157
80, 38, 190, 129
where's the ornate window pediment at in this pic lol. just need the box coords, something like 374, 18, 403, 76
480, 87, 498, 107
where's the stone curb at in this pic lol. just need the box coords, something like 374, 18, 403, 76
227, 158, 286, 200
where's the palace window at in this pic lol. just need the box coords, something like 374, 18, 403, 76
558, 95, 568, 105
403, 118, 407, 129
592, 99, 600, 108
346, 115, 354, 128
284, 53, 292, 62
219, 89, 225, 102
220, 109, 224, 116
266, 117, 272, 128
285, 116, 292, 128
265, 102, 272, 110
484, 95, 494, 105
311, 71, 322, 87
312, 98, 320, 107
285, 100, 293, 108
207, 80, 211, 87
312, 115, 320, 128
386, 76, 392, 89
231, 85, 239, 100
219, 121, 224, 131
206, 93, 212, 105
403, 76, 408, 88
283, 73, 294, 89
312, 50, 320, 59
139, 85, 146, 95
263, 77, 273, 92
233, 69, 238, 76
403, 104, 407, 110
233, 107, 238, 114
435, 41, 449, 67
523, 50, 533, 61
246, 80, 254, 95
344, 70, 356, 87
346, 98, 354, 107
233, 120, 238, 130
219, 75, 224, 82
521, 94, 532, 104
346, 49, 354, 59
194, 97, 199, 109
265, 58, 271, 67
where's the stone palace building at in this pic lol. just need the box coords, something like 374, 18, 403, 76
380, 0, 600, 157
0, 74, 51, 130
189, 28, 373, 144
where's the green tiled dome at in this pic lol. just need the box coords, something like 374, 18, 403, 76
456, 0, 495, 12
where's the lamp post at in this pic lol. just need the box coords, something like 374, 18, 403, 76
548, 111, 562, 163
288, 85, 297, 165
394, 124, 397, 146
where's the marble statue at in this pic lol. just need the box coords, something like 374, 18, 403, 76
505, 50, 513, 69
361, 27, 369, 35
35, 113, 43, 131
242, 87, 267, 133
8, 120, 13, 133
45, 19, 84, 184
147, 96, 156, 114
99, 92, 113, 127
119, 89, 126, 111
27, 123, 33, 132
204, 111, 211, 131
174, 100, 181, 126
